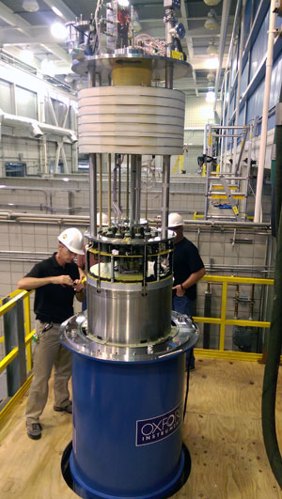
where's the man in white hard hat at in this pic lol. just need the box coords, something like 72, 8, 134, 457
17, 227, 85, 440
168, 213, 205, 370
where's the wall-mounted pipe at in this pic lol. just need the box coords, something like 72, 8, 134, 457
254, 0, 277, 222
213, 0, 233, 109
0, 109, 77, 143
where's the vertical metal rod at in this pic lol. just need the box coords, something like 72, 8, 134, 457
89, 153, 97, 237
249, 284, 255, 320
165, 62, 173, 89
108, 153, 111, 223
118, 156, 122, 210
89, 67, 96, 235
130, 155, 137, 226
126, 155, 130, 219
204, 158, 211, 219
161, 155, 170, 238
135, 155, 142, 224
98, 153, 103, 226
88, 68, 96, 87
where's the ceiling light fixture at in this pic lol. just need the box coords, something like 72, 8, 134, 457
117, 0, 130, 6
50, 21, 68, 40
51, 6, 64, 18
204, 57, 219, 70
206, 90, 216, 103
22, 0, 39, 12
204, 10, 219, 30
207, 71, 215, 82
203, 0, 222, 6
207, 40, 218, 56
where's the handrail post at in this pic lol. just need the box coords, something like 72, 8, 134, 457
3, 297, 27, 396
219, 281, 228, 351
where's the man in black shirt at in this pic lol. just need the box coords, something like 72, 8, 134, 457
169, 213, 205, 369
17, 227, 85, 440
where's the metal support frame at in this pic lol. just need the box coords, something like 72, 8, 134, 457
203, 124, 254, 220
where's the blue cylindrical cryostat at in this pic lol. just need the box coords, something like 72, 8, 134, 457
69, 352, 186, 498
61, 222, 198, 498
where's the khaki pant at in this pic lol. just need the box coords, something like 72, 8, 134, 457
26, 321, 72, 424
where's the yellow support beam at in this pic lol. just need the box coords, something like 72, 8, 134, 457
195, 348, 263, 362
210, 194, 245, 200
211, 184, 239, 191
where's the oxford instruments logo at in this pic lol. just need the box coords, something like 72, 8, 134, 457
136, 404, 182, 446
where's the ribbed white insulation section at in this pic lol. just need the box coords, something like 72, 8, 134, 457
78, 86, 185, 155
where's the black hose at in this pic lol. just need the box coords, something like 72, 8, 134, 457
262, 83, 282, 487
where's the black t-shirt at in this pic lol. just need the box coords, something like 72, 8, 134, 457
26, 253, 80, 323
172, 237, 204, 301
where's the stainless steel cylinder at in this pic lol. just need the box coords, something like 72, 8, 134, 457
87, 277, 172, 345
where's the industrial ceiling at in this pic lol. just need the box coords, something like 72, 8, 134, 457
0, 0, 237, 95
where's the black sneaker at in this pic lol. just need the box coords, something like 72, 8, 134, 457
54, 402, 72, 414
26, 422, 42, 440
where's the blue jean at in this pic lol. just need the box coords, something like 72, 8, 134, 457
172, 295, 196, 316
172, 295, 196, 369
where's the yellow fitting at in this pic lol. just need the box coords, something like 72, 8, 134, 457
112, 59, 152, 86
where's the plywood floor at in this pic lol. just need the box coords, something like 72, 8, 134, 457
0, 358, 282, 499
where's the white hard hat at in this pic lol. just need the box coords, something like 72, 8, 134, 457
97, 212, 109, 225
168, 212, 184, 228
58, 228, 84, 255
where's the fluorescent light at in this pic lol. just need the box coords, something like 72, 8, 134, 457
204, 57, 219, 70
50, 22, 68, 40
203, 0, 222, 5
206, 91, 216, 103
117, 0, 130, 6
51, 6, 64, 18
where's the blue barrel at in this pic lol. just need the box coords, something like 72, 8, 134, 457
68, 351, 189, 499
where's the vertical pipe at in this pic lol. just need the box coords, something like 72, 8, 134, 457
88, 68, 96, 87
126, 155, 130, 219
135, 155, 142, 224
204, 124, 213, 219
254, 0, 277, 222
161, 155, 170, 238
108, 153, 111, 223
130, 155, 137, 226
165, 62, 173, 90
214, 0, 232, 105
232, 0, 246, 175
219, 281, 228, 351
98, 153, 103, 224
118, 156, 122, 210
89, 67, 96, 235
89, 153, 97, 237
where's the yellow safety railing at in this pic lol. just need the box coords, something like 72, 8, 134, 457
194, 275, 274, 362
0, 289, 35, 425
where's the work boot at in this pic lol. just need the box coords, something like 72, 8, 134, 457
54, 402, 72, 414
26, 421, 42, 440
